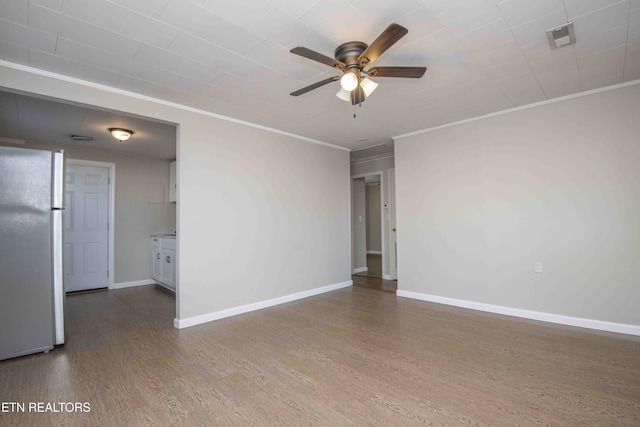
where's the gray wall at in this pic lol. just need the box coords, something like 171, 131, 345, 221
0, 141, 176, 284
0, 63, 351, 323
352, 178, 367, 271
366, 184, 381, 252
179, 119, 350, 319
395, 84, 640, 326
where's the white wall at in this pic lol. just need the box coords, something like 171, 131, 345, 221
395, 84, 640, 328
0, 140, 175, 284
366, 184, 381, 252
1, 63, 351, 325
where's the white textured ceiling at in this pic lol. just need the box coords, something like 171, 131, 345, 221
0, 0, 639, 151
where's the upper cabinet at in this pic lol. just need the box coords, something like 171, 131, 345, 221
169, 161, 176, 203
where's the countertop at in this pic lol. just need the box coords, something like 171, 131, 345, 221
151, 234, 176, 239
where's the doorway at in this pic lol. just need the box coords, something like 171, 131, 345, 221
351, 169, 398, 293
351, 172, 385, 279
63, 160, 115, 292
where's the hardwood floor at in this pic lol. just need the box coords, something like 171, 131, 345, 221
353, 254, 383, 278
352, 274, 397, 294
1, 285, 639, 426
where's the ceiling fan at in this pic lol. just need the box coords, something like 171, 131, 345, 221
289, 24, 426, 105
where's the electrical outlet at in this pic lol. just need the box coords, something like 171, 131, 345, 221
534, 262, 543, 273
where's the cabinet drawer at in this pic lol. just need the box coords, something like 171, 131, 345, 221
161, 238, 176, 250
151, 237, 161, 248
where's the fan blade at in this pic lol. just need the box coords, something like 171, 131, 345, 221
290, 76, 340, 96
290, 47, 345, 70
358, 23, 408, 67
367, 66, 427, 78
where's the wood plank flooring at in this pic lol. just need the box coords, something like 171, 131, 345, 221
352, 274, 397, 294
1, 284, 639, 426
353, 254, 383, 279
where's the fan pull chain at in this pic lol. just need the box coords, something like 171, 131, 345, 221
353, 103, 363, 119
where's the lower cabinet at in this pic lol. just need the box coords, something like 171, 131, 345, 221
151, 237, 176, 292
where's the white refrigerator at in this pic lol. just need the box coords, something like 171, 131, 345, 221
0, 146, 65, 360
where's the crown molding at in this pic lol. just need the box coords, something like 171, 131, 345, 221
0, 60, 350, 152
394, 79, 640, 140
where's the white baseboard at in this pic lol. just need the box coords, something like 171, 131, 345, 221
155, 281, 176, 293
110, 279, 155, 290
174, 280, 353, 329
383, 274, 393, 280
366, 250, 382, 255
396, 290, 640, 337
353, 267, 368, 273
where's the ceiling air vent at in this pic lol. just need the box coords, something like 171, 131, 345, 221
546, 22, 575, 50
71, 135, 94, 141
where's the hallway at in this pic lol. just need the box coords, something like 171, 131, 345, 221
352, 254, 383, 279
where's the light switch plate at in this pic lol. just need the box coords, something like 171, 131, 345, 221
534, 262, 543, 273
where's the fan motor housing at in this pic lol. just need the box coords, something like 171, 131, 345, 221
335, 41, 368, 67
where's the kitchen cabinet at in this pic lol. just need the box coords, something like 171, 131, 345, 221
152, 246, 162, 279
169, 161, 176, 203
151, 236, 176, 292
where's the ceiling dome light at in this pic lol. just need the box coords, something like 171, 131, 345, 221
360, 77, 379, 97
340, 71, 359, 91
109, 128, 134, 142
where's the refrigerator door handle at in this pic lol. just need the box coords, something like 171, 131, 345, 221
51, 150, 65, 209
52, 209, 65, 345
51, 150, 65, 345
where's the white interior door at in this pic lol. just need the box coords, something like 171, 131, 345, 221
63, 164, 109, 292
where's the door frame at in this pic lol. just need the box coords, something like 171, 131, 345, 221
351, 171, 386, 279
66, 159, 116, 289
388, 168, 397, 280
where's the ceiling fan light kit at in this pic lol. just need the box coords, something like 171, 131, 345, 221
336, 88, 352, 102
340, 71, 359, 91
360, 77, 379, 97
289, 23, 426, 111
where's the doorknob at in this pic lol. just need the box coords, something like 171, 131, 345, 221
393, 228, 396, 232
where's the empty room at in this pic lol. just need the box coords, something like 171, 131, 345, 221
1, 0, 639, 425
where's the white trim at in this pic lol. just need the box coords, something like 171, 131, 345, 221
111, 279, 155, 290
393, 79, 640, 140
396, 290, 640, 337
388, 168, 397, 280
383, 274, 393, 280
353, 267, 368, 273
352, 171, 387, 279
155, 281, 176, 293
366, 250, 382, 254
67, 159, 116, 290
174, 280, 353, 329
0, 60, 349, 152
